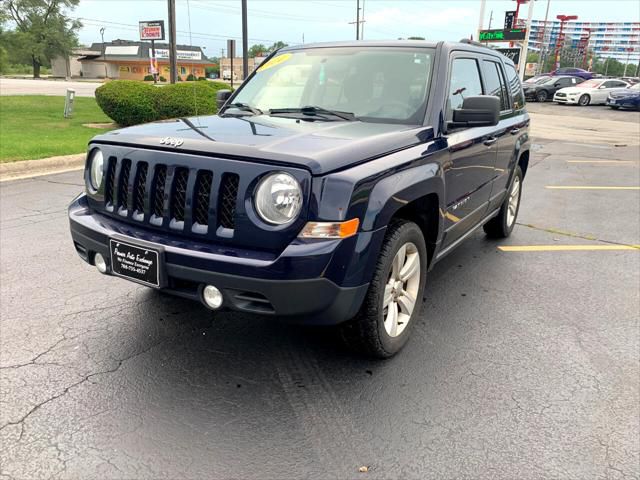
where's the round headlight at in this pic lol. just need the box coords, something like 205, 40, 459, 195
88, 149, 104, 192
254, 172, 302, 225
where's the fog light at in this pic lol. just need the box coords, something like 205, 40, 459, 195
203, 285, 223, 309
94, 253, 107, 273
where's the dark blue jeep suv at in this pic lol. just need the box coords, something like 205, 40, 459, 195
69, 40, 530, 357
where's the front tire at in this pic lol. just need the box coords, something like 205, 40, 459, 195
484, 166, 523, 238
339, 220, 427, 358
536, 90, 548, 102
578, 94, 591, 106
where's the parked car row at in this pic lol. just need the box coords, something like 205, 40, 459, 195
554, 79, 638, 109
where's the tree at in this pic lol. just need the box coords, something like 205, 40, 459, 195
248, 43, 267, 58
0, 0, 81, 78
269, 41, 288, 52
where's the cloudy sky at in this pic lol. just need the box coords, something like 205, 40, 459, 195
72, 0, 640, 56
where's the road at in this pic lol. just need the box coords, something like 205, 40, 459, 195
1, 105, 639, 479
0, 78, 102, 97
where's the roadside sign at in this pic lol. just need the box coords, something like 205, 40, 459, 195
64, 89, 75, 118
504, 11, 516, 29
525, 63, 537, 76
139, 20, 165, 41
479, 28, 527, 42
496, 47, 521, 66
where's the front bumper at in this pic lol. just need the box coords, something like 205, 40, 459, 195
69, 194, 380, 325
553, 95, 579, 104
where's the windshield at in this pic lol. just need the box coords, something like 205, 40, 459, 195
580, 80, 603, 89
231, 47, 435, 124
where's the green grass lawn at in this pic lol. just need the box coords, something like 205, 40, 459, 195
0, 95, 114, 162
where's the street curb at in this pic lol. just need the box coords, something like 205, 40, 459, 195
0, 153, 85, 182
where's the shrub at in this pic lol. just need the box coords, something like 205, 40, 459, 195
197, 76, 207, 81
159, 76, 167, 82
155, 81, 218, 119
95, 80, 158, 127
177, 75, 182, 81
95, 80, 233, 126
143, 74, 154, 81
186, 73, 196, 81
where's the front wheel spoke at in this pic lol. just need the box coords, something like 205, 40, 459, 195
397, 290, 415, 316
385, 301, 399, 336
383, 284, 393, 308
399, 253, 419, 282
392, 245, 407, 279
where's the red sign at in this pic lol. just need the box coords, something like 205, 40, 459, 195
139, 20, 165, 41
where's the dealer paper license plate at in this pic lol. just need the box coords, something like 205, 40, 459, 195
109, 239, 160, 287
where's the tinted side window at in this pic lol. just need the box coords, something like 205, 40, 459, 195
448, 58, 483, 114
505, 64, 525, 110
482, 60, 509, 111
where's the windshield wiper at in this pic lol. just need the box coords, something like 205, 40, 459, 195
221, 102, 263, 116
269, 106, 355, 121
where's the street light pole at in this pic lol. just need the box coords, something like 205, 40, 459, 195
518, 0, 535, 80
241, 0, 248, 80
538, 0, 551, 74
100, 27, 107, 79
167, 0, 178, 83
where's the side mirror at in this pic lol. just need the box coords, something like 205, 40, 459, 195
598, 85, 607, 89
450, 96, 500, 128
216, 90, 233, 109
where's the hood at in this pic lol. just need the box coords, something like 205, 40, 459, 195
556, 86, 591, 95
90, 115, 434, 176
610, 88, 639, 99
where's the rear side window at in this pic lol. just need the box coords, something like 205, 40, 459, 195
482, 60, 509, 111
505, 64, 525, 110
447, 58, 483, 115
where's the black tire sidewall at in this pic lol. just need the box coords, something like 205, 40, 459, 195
501, 166, 523, 236
537, 91, 548, 102
373, 223, 427, 355
579, 94, 590, 106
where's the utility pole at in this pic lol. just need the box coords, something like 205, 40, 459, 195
538, 0, 551, 74
518, 0, 535, 80
167, 0, 178, 83
241, 0, 248, 80
356, 0, 360, 40
478, 0, 486, 40
100, 27, 107, 79
361, 0, 365, 40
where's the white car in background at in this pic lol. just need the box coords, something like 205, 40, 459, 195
554, 78, 630, 106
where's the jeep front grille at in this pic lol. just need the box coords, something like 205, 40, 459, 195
100, 159, 241, 236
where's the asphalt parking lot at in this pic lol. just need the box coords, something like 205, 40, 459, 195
1, 103, 639, 479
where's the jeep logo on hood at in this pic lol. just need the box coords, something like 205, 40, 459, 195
160, 137, 184, 147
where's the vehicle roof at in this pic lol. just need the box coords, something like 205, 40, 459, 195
282, 39, 511, 61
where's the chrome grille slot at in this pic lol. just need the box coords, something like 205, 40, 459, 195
152, 165, 167, 219
104, 157, 117, 208
117, 159, 131, 214
193, 170, 213, 226
218, 173, 239, 230
171, 167, 189, 223
132, 162, 148, 218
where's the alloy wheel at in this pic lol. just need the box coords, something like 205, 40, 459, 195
506, 175, 521, 228
382, 242, 421, 337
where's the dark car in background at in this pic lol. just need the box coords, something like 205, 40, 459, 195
523, 75, 585, 102
549, 67, 593, 80
607, 83, 640, 110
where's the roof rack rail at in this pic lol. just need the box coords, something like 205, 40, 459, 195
459, 38, 487, 48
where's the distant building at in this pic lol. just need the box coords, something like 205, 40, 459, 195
52, 39, 215, 80
219, 56, 267, 81
528, 20, 640, 62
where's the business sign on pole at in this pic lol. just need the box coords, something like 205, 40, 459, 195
479, 28, 527, 42
151, 49, 202, 60
496, 47, 521, 66
504, 11, 516, 29
139, 20, 165, 41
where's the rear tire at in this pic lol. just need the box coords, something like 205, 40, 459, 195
609, 106, 620, 110
578, 94, 591, 106
484, 166, 523, 239
339, 220, 427, 358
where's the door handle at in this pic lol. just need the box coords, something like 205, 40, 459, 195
510, 128, 520, 135
483, 137, 497, 146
